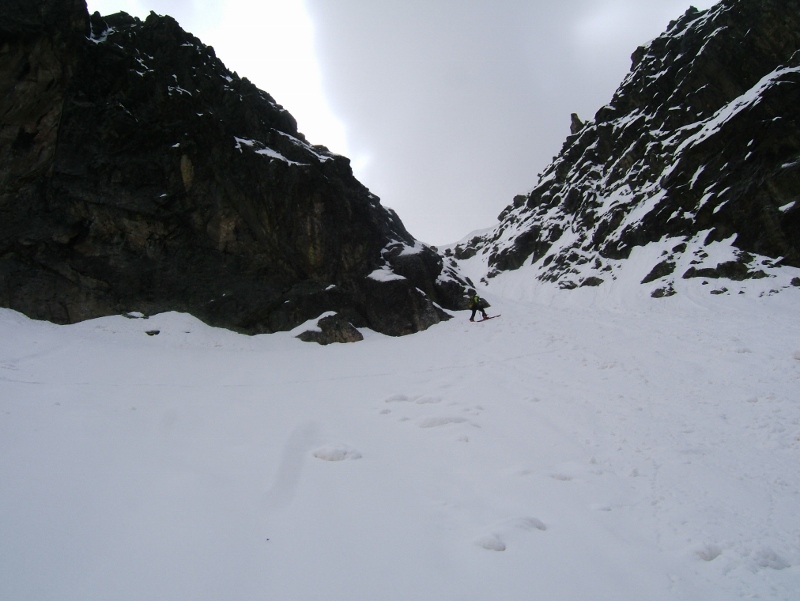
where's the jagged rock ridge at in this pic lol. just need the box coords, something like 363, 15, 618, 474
0, 0, 467, 337
454, 0, 800, 296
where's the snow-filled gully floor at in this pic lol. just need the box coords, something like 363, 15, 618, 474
1, 288, 799, 600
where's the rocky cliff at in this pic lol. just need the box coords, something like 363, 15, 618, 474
0, 0, 467, 336
454, 0, 800, 297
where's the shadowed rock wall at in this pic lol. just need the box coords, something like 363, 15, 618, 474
0, 0, 467, 335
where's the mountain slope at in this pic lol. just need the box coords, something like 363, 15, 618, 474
0, 0, 466, 336
453, 0, 800, 297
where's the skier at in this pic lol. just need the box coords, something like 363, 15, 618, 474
467, 290, 489, 322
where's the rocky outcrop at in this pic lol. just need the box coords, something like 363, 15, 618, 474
454, 0, 800, 295
0, 0, 468, 336
295, 312, 364, 345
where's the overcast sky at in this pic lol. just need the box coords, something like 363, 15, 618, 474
88, 0, 719, 245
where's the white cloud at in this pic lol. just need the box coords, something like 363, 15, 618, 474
206, 0, 348, 153
87, 0, 348, 155
571, 0, 719, 67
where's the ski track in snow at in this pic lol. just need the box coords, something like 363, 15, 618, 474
1, 288, 799, 600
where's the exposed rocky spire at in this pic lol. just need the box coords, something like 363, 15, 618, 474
569, 113, 584, 135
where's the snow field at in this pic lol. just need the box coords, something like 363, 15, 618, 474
1, 285, 799, 600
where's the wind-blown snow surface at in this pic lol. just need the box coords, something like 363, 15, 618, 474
2, 286, 799, 600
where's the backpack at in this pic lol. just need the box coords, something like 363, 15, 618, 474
469, 295, 490, 309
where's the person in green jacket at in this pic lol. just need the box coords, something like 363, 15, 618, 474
467, 290, 488, 321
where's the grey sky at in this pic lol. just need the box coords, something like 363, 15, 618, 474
89, 0, 719, 245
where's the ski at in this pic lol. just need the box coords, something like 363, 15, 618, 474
471, 315, 500, 322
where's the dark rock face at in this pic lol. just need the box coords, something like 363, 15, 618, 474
0, 0, 467, 335
458, 0, 800, 293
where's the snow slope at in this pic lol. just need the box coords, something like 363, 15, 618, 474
2, 284, 799, 600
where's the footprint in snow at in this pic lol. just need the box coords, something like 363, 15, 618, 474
752, 547, 791, 570
417, 416, 469, 428
475, 533, 507, 552
694, 543, 723, 562
383, 393, 442, 404
475, 517, 547, 551
381, 394, 474, 431
311, 444, 362, 462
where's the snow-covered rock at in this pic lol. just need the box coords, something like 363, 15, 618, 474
454, 0, 800, 298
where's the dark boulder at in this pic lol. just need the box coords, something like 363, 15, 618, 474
295, 313, 363, 345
